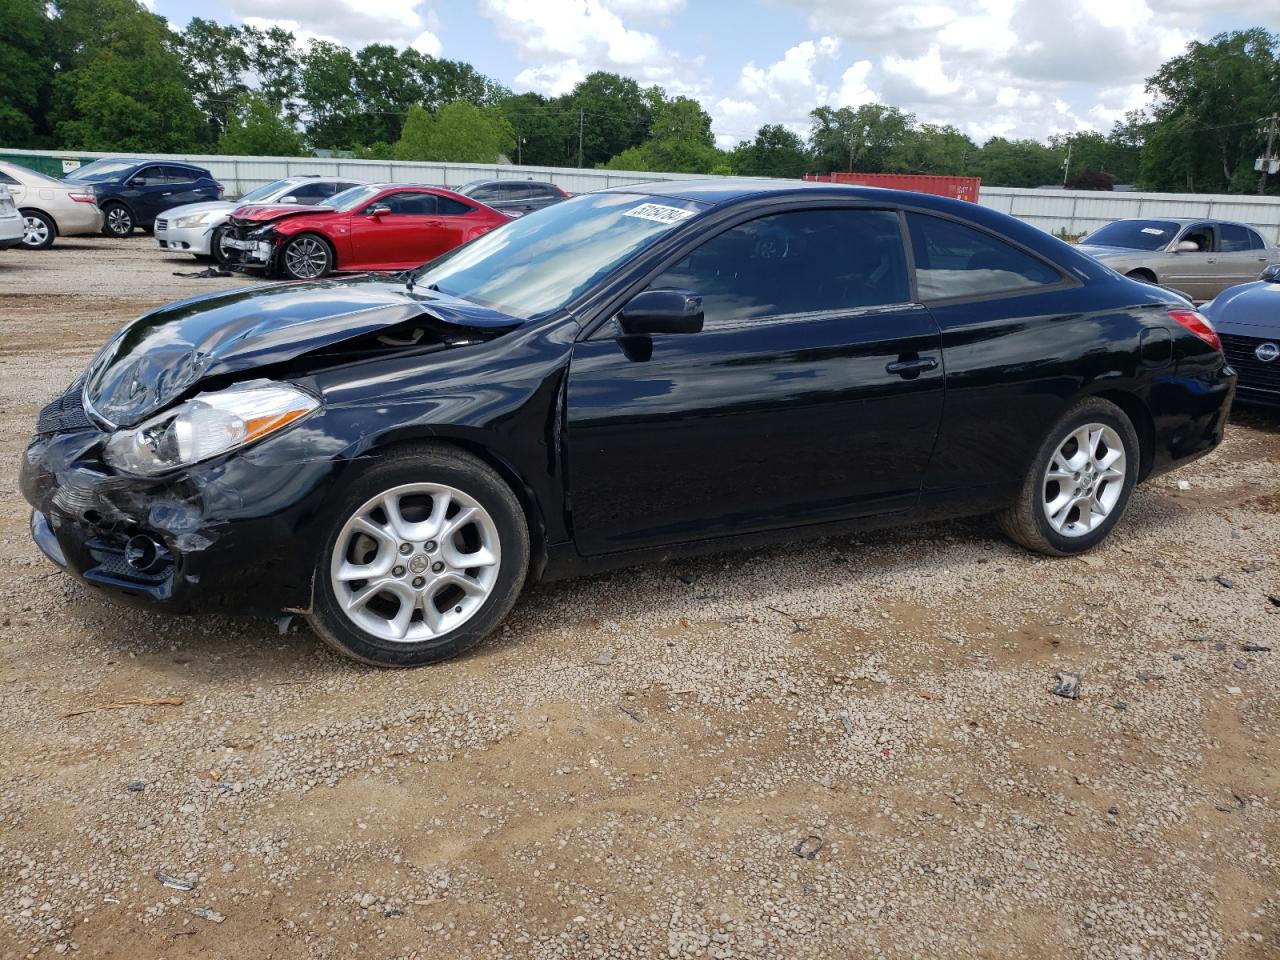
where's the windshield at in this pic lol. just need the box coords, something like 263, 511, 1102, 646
237, 179, 296, 203
328, 185, 383, 212
415, 193, 708, 319
1085, 220, 1180, 251
63, 159, 140, 182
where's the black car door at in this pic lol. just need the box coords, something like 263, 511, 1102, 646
122, 165, 169, 223
566, 206, 945, 556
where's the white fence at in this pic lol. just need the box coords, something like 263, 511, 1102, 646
4, 146, 1280, 242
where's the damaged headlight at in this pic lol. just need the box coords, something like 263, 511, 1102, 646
103, 381, 319, 476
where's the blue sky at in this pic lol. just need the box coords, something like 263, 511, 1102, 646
147, 0, 1266, 147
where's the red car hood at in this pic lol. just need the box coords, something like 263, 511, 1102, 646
230, 203, 335, 224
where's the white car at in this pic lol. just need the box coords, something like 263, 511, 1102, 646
0, 186, 24, 251
0, 161, 104, 249
155, 175, 364, 262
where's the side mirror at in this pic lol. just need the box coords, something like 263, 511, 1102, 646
278, 195, 298, 204
1175, 240, 1200, 253
367, 204, 391, 218
618, 289, 704, 336
1262, 263, 1280, 283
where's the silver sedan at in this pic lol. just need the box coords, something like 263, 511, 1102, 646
155, 175, 364, 262
1077, 218, 1280, 301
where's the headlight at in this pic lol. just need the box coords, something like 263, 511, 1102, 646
173, 212, 213, 228
103, 381, 319, 476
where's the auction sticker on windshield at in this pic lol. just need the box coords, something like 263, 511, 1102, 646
624, 203, 696, 226
1141, 227, 1166, 235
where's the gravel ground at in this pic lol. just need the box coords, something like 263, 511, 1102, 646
0, 237, 1277, 960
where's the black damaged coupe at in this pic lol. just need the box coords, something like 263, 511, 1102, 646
21, 180, 1235, 666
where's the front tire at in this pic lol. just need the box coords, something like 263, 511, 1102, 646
20, 210, 55, 249
997, 398, 1140, 556
102, 203, 133, 237
307, 446, 529, 666
210, 225, 231, 266
281, 233, 333, 280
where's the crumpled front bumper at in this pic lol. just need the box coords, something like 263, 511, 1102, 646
20, 380, 340, 615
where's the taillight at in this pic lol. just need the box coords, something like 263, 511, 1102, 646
1169, 308, 1221, 352
67, 192, 96, 204
557, 186, 569, 198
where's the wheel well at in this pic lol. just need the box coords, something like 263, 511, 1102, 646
348, 436, 549, 580
18, 207, 58, 235
1125, 268, 1157, 284
1094, 389, 1155, 480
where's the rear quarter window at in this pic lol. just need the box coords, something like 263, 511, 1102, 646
906, 212, 1062, 300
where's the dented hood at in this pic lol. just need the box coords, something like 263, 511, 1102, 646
83, 274, 523, 428
230, 203, 334, 224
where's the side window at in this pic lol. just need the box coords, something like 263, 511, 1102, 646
905, 213, 1061, 300
132, 166, 163, 186
380, 192, 437, 215
0, 171, 17, 185
1247, 229, 1266, 250
646, 209, 911, 329
1219, 224, 1252, 253
468, 184, 499, 201
1180, 224, 1215, 253
436, 196, 472, 216
162, 166, 196, 183
289, 182, 335, 202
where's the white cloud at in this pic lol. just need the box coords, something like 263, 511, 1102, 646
482, 0, 706, 97
232, 0, 443, 52
712, 37, 844, 144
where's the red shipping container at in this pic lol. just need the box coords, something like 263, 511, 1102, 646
803, 172, 981, 203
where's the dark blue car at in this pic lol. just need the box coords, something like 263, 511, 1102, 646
62, 158, 222, 237
1203, 264, 1280, 406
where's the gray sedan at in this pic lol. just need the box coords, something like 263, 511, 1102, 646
1077, 218, 1279, 301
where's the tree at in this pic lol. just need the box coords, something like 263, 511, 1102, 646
729, 124, 809, 178
603, 96, 721, 173
972, 138, 1060, 187
1138, 29, 1279, 193
808, 104, 914, 173
52, 0, 204, 152
498, 92, 573, 166
890, 124, 977, 175
0, 0, 57, 147
177, 18, 253, 145
393, 101, 514, 163
1065, 169, 1116, 190
1049, 130, 1140, 185
245, 25, 303, 122
418, 59, 510, 112
562, 72, 654, 166
353, 44, 427, 145
218, 92, 305, 156
299, 40, 363, 150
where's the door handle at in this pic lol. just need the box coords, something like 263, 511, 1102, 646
886, 355, 939, 376
1205, 257, 1216, 263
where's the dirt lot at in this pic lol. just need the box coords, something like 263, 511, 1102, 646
0, 237, 1276, 959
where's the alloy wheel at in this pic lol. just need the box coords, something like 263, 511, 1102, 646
284, 237, 328, 278
329, 482, 502, 643
105, 206, 131, 236
21, 215, 50, 248
1041, 422, 1127, 537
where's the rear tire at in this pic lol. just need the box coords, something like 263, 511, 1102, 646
307, 446, 529, 667
102, 203, 133, 237
19, 210, 55, 250
997, 397, 1140, 556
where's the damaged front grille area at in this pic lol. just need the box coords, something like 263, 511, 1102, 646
36, 374, 93, 436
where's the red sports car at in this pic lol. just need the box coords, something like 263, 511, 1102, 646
220, 183, 510, 280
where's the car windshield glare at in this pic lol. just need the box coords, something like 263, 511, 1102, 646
1085, 220, 1180, 251
64, 159, 141, 182
238, 179, 297, 203
414, 193, 708, 319
328, 185, 383, 212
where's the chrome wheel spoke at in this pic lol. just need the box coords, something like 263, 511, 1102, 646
1041, 421, 1127, 539
329, 482, 502, 644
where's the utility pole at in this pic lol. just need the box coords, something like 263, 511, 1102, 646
1257, 113, 1278, 195
1061, 142, 1072, 187
578, 108, 584, 168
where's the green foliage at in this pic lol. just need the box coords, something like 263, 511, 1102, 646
888, 124, 977, 176
177, 18, 253, 144
809, 104, 914, 174
218, 92, 306, 157
568, 72, 654, 166
971, 138, 1060, 188
53, 0, 205, 152
1138, 29, 1279, 193
393, 101, 514, 163
729, 124, 808, 178
0, 0, 57, 146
